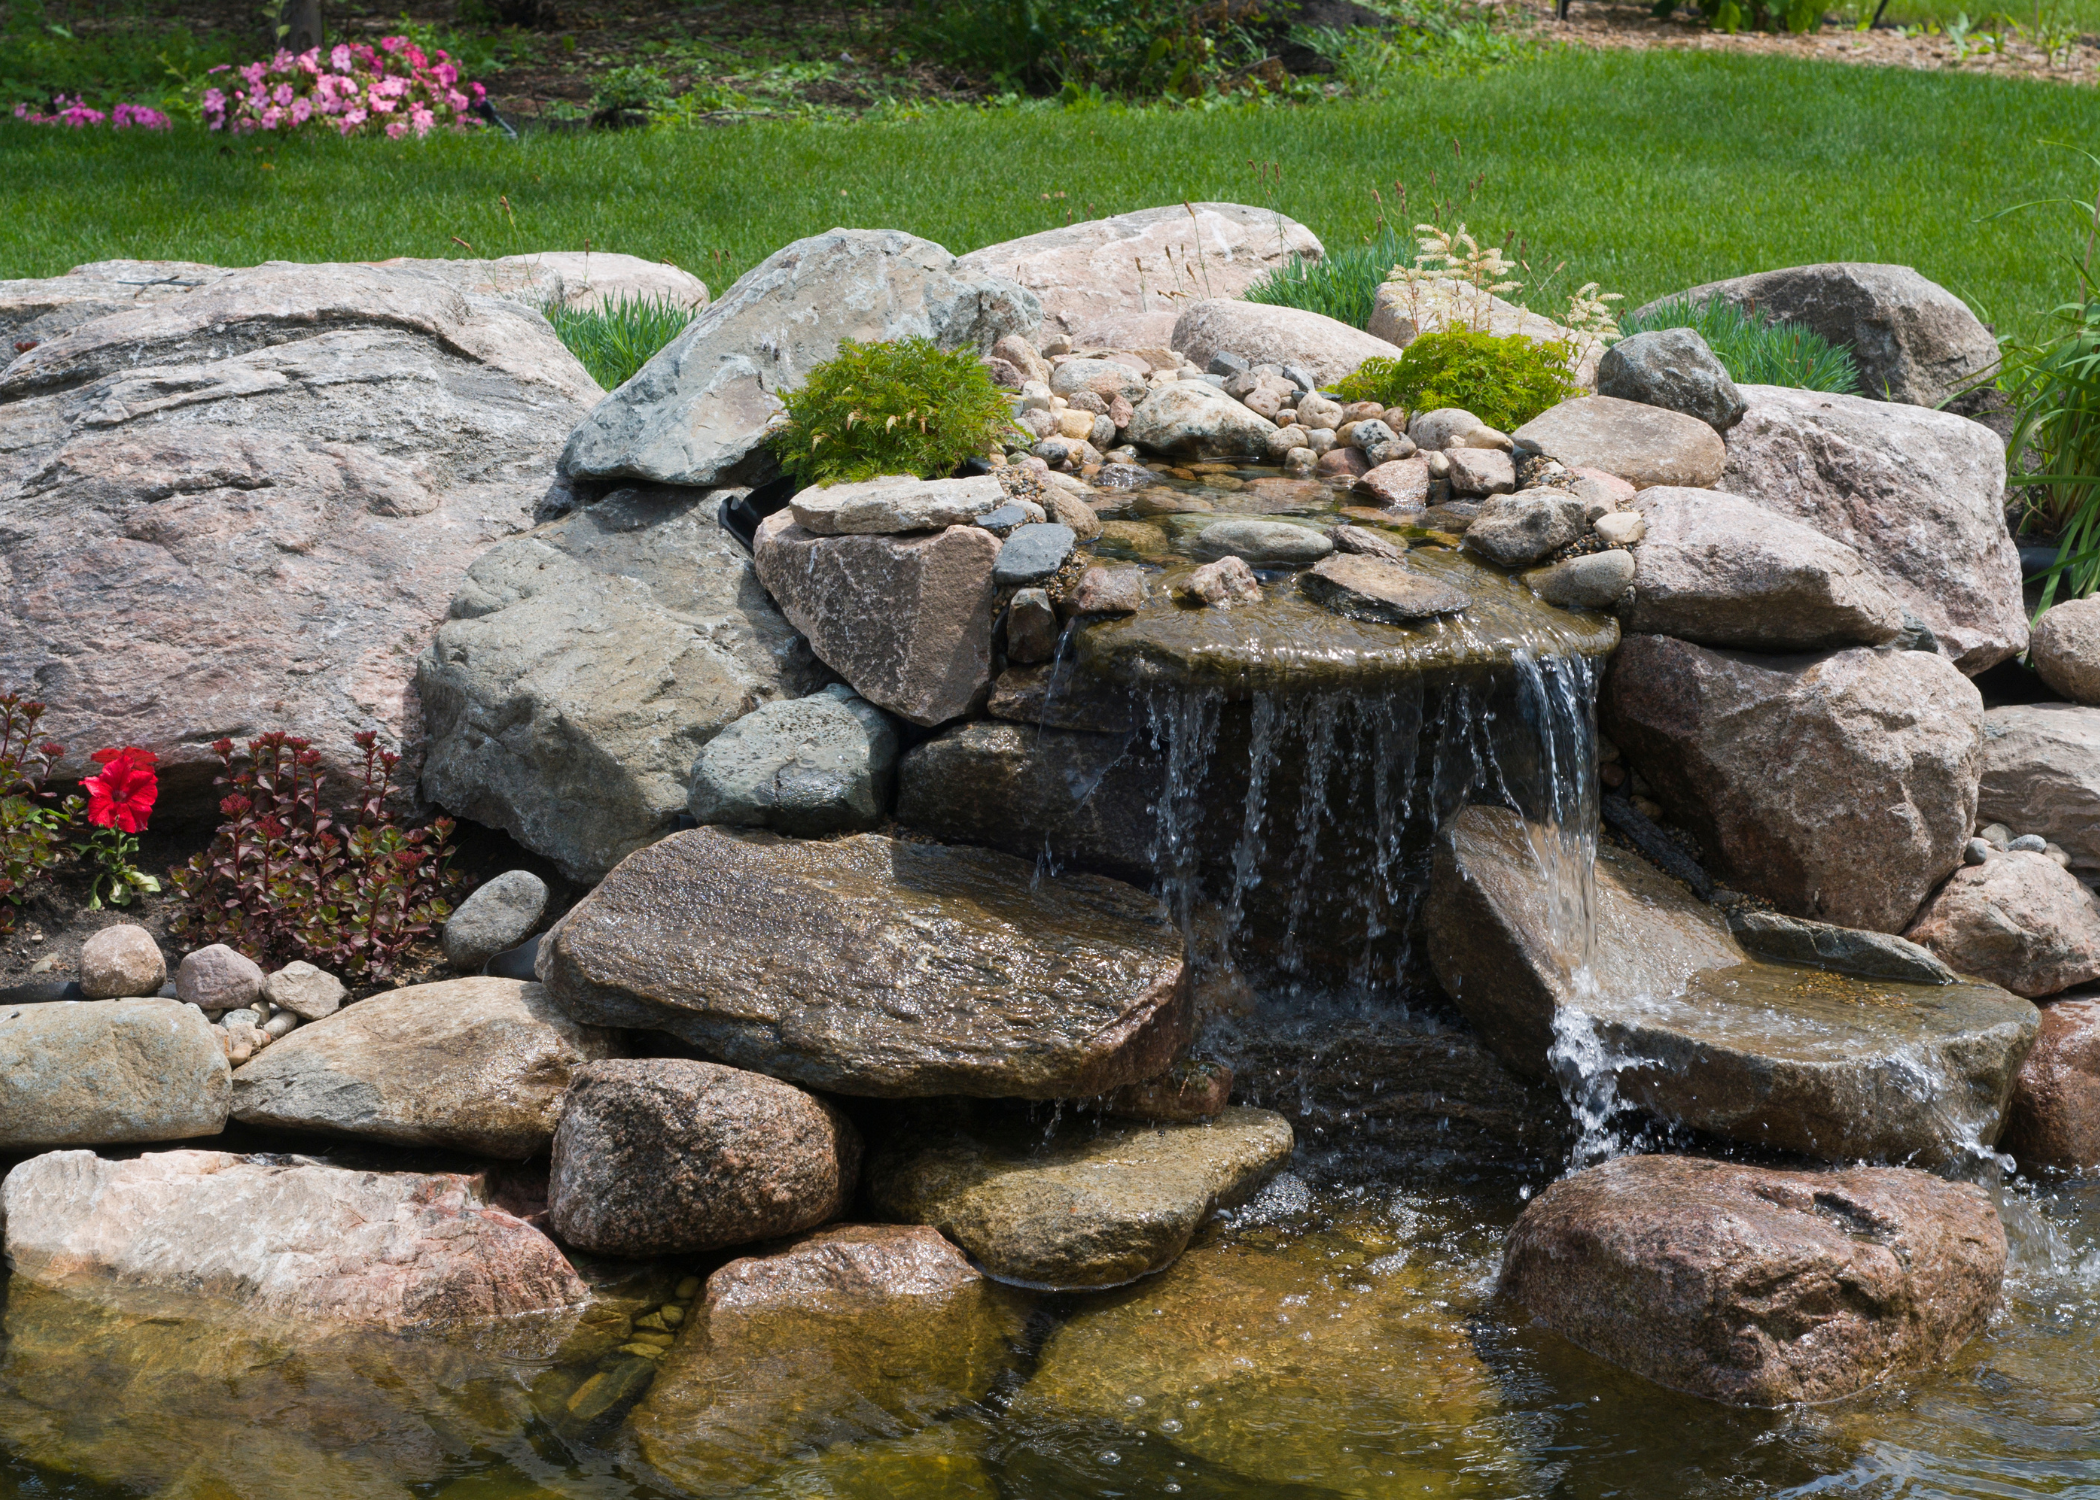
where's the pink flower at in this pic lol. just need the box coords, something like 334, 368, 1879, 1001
272, 82, 294, 105
297, 47, 321, 74
385, 119, 408, 138
330, 42, 352, 70
289, 97, 312, 123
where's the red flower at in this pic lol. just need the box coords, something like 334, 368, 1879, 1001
84, 746, 159, 833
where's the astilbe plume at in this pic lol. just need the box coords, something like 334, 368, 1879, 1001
168, 730, 464, 980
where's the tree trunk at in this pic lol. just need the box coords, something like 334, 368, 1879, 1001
278, 0, 323, 54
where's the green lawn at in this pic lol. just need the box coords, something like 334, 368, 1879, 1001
3, 46, 2096, 341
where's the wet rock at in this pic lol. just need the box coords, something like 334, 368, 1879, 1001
0, 998, 229, 1149
562, 229, 1036, 487
1062, 563, 1148, 615
1622, 486, 1907, 651
1005, 588, 1060, 663
1639, 262, 1999, 409
1903, 851, 2100, 998
985, 664, 1137, 734
1460, 490, 1588, 567
1724, 906, 1959, 985
993, 522, 1076, 586
2002, 996, 2100, 1170
1124, 381, 1280, 460
1189, 517, 1333, 565
1355, 456, 1431, 509
1427, 804, 2037, 1160
441, 869, 548, 970
1595, 327, 1746, 432
548, 1058, 861, 1256
1329, 522, 1406, 559
1176, 555, 1263, 607
1717, 385, 2022, 673
787, 473, 1008, 535
261, 960, 344, 1020
866, 1105, 1292, 1288
1602, 635, 1984, 933
1524, 549, 1635, 610
1500, 1153, 2006, 1405
1977, 704, 2100, 876
2, 1148, 587, 1328
1098, 1058, 1235, 1122
174, 944, 263, 1013
1302, 552, 1470, 623
420, 487, 821, 882
753, 512, 997, 727
686, 690, 898, 835
2029, 597, 2100, 705
1169, 298, 1401, 388
1512, 394, 1726, 490
540, 827, 1190, 1098
77, 925, 164, 1000
1447, 446, 1517, 496
629, 1223, 1026, 1495
230, 977, 624, 1158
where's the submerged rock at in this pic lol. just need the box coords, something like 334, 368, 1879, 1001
1500, 1154, 2006, 1405
1977, 704, 2100, 876
229, 978, 624, 1158
2, 1149, 587, 1328
1426, 805, 2038, 1160
0, 999, 228, 1149
1724, 906, 1958, 986
866, 1105, 1293, 1289
2002, 996, 2100, 1171
1904, 851, 2100, 998
1301, 552, 1470, 623
540, 827, 1190, 1098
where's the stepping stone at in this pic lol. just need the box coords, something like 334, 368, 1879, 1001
540, 827, 1191, 1099
1301, 553, 1469, 623
788, 473, 1007, 535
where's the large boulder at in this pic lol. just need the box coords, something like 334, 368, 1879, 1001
1123, 379, 1287, 461
2003, 996, 2100, 1171
0, 260, 602, 815
417, 486, 822, 881
1621, 487, 1906, 651
1602, 635, 1984, 933
1717, 384, 2022, 672
955, 203, 1322, 343
1635, 262, 2000, 408
1500, 1154, 2006, 1405
1512, 395, 1727, 490
752, 513, 997, 726
547, 1059, 861, 1256
539, 827, 1191, 1098
0, 999, 229, 1149
559, 229, 1038, 487
1976, 704, 2100, 876
228, 977, 625, 1157
2, 1149, 587, 1327
2029, 597, 2100, 705
865, 1105, 1293, 1289
1169, 299, 1403, 387
1903, 851, 2100, 998
1426, 805, 2038, 1161
0, 257, 230, 350
686, 687, 898, 834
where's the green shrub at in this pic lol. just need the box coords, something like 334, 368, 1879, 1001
771, 338, 1020, 487
1619, 296, 1860, 392
906, 0, 1270, 96
1244, 226, 1412, 330
551, 295, 700, 391
1335, 329, 1581, 431
1290, 14, 1544, 93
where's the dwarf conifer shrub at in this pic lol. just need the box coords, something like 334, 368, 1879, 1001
771, 338, 1020, 487
1336, 329, 1581, 432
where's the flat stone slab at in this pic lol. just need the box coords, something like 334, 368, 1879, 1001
540, 827, 1192, 1098
1427, 805, 2039, 1162
1514, 394, 1727, 489
866, 1105, 1293, 1290
0, 999, 228, 1150
1301, 552, 1470, 623
788, 474, 1007, 535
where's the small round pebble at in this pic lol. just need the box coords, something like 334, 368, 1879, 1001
2008, 833, 2048, 853
78, 924, 166, 1000
1962, 838, 1992, 866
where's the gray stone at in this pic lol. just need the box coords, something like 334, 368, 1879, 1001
262, 961, 345, 1021
687, 691, 898, 835
419, 487, 821, 882
1447, 446, 1517, 496
1460, 490, 1588, 567
1595, 327, 1746, 432
0, 257, 232, 351
175, 945, 263, 1013
2029, 597, 2100, 705
1004, 588, 1060, 662
1049, 358, 1147, 405
1977, 705, 2100, 875
1124, 381, 1280, 461
1169, 299, 1401, 388
1965, 837, 1994, 866
972, 502, 1035, 535
0, 999, 230, 1149
540, 827, 1190, 1098
1188, 518, 1333, 566
1718, 385, 2023, 673
1513, 395, 1728, 490
866, 1105, 1293, 1289
1350, 419, 1408, 466
992, 523, 1076, 586
1328, 523, 1406, 560
1725, 906, 1959, 985
2010, 833, 2049, 853
1622, 487, 1907, 651
1301, 553, 1469, 622
788, 474, 1008, 536
1407, 407, 1492, 451
561, 229, 1037, 487
1524, 548, 1635, 609
442, 869, 549, 970
231, 977, 625, 1157
1638, 262, 2000, 408
1904, 851, 2100, 998
753, 512, 997, 728
1175, 555, 1263, 608
77, 925, 164, 1000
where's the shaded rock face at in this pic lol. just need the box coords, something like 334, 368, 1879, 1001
1512, 395, 1727, 490
1717, 385, 2023, 673
0, 260, 601, 816
1977, 704, 2100, 875
2029, 597, 2100, 705
0, 999, 229, 1149
629, 1223, 1027, 1495
560, 229, 1038, 487
1639, 262, 2000, 408
441, 868, 548, 970
540, 827, 1190, 1099
866, 1105, 1293, 1290
1500, 1154, 2006, 1406
1602, 635, 1984, 933
752, 513, 998, 727
2, 1149, 587, 1328
954, 203, 1322, 341
418, 486, 822, 882
1904, 852, 2100, 998
687, 689, 898, 834
1595, 327, 1746, 433
1427, 805, 2038, 1161
1622, 487, 1906, 651
2003, 996, 2100, 1170
548, 1058, 860, 1257
229, 977, 626, 1158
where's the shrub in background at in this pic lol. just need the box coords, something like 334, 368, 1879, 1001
552, 295, 700, 391
202, 38, 484, 138
1335, 329, 1581, 431
908, 0, 1271, 97
1619, 297, 1860, 393
169, 730, 463, 981
771, 338, 1020, 487
0, 693, 78, 937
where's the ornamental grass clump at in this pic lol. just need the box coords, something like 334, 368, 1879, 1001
552, 295, 700, 391
203, 39, 484, 137
1336, 329, 1582, 432
168, 730, 464, 981
771, 337, 1021, 487
1620, 297, 1859, 393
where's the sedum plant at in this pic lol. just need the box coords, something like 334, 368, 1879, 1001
771, 337, 1021, 487
1336, 329, 1582, 432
